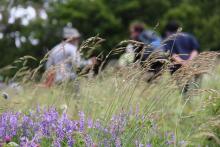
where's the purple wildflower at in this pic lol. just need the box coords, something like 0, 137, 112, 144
78, 111, 85, 132
4, 136, 11, 143
22, 115, 34, 137
20, 136, 28, 146
67, 134, 75, 147
0, 113, 8, 137
55, 122, 65, 141
53, 139, 61, 147
85, 134, 93, 147
115, 137, 121, 147
103, 139, 110, 147
95, 120, 101, 130
9, 114, 18, 136
87, 118, 93, 129
165, 132, 175, 145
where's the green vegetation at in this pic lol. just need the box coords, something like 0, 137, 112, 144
1, 52, 220, 146
0, 0, 220, 69
1, 0, 220, 146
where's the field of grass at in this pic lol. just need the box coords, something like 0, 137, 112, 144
1, 53, 220, 146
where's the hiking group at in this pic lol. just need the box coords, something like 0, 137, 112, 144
44, 21, 200, 93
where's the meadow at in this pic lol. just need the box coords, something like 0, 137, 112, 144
1, 51, 220, 147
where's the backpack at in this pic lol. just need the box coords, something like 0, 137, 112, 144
138, 30, 163, 60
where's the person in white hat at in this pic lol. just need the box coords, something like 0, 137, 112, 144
45, 26, 96, 86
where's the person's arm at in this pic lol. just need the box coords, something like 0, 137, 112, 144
75, 51, 97, 68
172, 53, 185, 64
188, 50, 199, 60
168, 39, 186, 65
172, 50, 198, 65
65, 43, 96, 70
46, 55, 54, 70
77, 53, 92, 67
188, 35, 199, 60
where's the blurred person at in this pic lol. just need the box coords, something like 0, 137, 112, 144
45, 26, 96, 87
164, 21, 200, 95
129, 22, 163, 61
118, 22, 163, 66
129, 22, 162, 47
118, 44, 135, 67
164, 21, 199, 74
118, 22, 166, 82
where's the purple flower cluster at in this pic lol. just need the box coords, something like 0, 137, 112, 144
0, 108, 93, 146
135, 140, 152, 147
0, 108, 137, 146
0, 107, 185, 147
0, 112, 20, 138
106, 113, 126, 140
91, 112, 134, 147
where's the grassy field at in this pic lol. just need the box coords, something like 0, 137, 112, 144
1, 53, 220, 146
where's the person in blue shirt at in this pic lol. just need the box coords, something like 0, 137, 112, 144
129, 22, 163, 61
122, 22, 166, 82
164, 21, 199, 74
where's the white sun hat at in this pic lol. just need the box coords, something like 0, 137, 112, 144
63, 26, 81, 39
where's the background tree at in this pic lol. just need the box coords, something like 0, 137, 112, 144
0, 0, 220, 75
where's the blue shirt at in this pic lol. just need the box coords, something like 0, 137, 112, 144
137, 30, 163, 60
138, 30, 162, 49
164, 33, 199, 60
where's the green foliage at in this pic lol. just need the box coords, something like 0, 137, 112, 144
0, 0, 220, 72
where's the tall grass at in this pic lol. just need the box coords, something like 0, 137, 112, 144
0, 39, 220, 146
